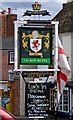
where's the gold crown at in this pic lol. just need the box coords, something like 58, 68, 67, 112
32, 2, 41, 10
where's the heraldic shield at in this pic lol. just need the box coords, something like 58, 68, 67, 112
30, 39, 42, 53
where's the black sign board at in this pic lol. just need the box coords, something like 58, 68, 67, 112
25, 82, 50, 118
19, 27, 52, 65
24, 10, 51, 16
22, 71, 54, 78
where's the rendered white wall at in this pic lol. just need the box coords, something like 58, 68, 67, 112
59, 32, 71, 80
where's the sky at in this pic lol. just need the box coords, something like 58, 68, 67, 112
0, 0, 67, 20
1, 0, 67, 2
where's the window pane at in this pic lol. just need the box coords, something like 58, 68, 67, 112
10, 52, 14, 63
58, 95, 62, 111
9, 73, 14, 81
58, 89, 69, 112
63, 89, 69, 112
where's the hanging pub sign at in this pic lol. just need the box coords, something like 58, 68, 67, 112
25, 82, 50, 118
18, 27, 52, 65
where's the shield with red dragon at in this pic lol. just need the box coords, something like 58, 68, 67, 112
30, 39, 42, 53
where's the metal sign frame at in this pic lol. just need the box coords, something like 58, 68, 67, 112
14, 21, 59, 73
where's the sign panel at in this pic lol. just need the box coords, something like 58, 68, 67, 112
25, 82, 50, 118
19, 27, 52, 65
24, 10, 50, 16
22, 71, 54, 78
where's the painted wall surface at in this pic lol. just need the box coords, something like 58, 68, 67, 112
71, 33, 73, 81
59, 32, 71, 80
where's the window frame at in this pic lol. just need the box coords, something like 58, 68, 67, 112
9, 72, 14, 81
58, 88, 69, 112
8, 51, 14, 64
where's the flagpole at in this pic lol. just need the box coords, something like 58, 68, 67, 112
51, 21, 59, 120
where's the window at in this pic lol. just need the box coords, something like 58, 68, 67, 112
9, 73, 14, 81
9, 51, 14, 64
58, 88, 69, 112
63, 89, 69, 111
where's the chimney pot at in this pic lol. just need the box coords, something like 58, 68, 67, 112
8, 8, 11, 14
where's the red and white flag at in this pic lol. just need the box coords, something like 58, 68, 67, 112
57, 38, 70, 103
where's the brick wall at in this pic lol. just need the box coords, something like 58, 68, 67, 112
11, 79, 20, 116
0, 13, 17, 37
0, 51, 2, 80
2, 50, 14, 80
0, 14, 7, 37
6, 14, 17, 37
0, 10, 19, 116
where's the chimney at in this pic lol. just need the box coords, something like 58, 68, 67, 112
1, 10, 6, 15
0, 10, 7, 37
6, 14, 17, 36
0, 8, 17, 37
8, 8, 11, 15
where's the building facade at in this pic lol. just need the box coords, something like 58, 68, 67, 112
0, 9, 20, 115
0, 1, 73, 118
52, 0, 73, 115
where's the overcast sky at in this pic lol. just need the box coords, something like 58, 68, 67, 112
0, 0, 67, 20
1, 0, 67, 2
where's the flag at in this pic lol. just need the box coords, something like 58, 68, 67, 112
57, 37, 70, 103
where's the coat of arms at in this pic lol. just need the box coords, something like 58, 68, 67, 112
30, 39, 42, 53
21, 30, 50, 58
